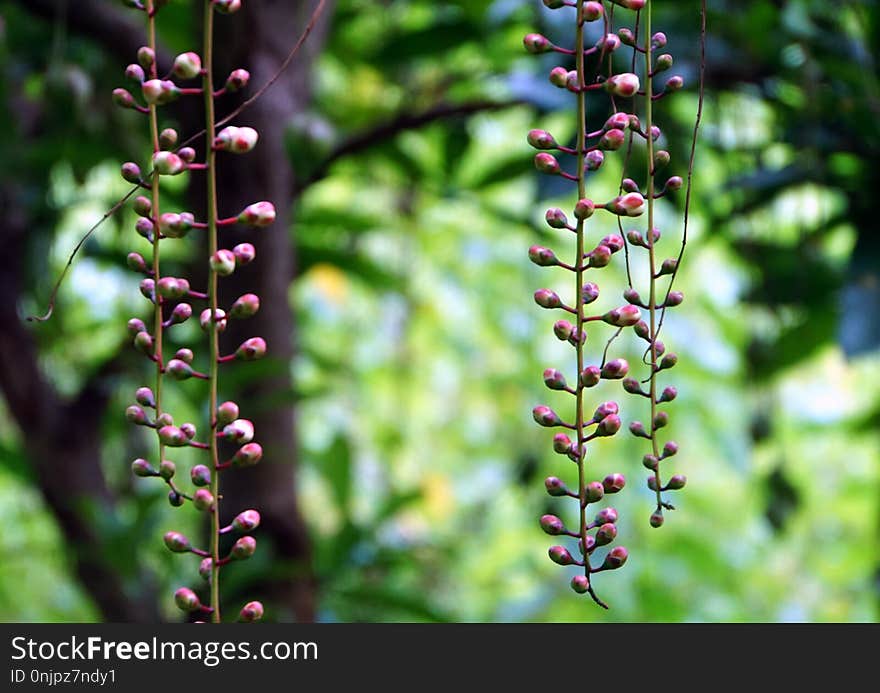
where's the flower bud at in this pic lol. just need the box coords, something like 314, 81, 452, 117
174, 587, 201, 613
112, 88, 136, 109
181, 423, 196, 440
617, 28, 635, 46
164, 531, 191, 553
125, 63, 145, 84
542, 368, 567, 391
236, 337, 267, 361
153, 151, 185, 176
601, 359, 629, 380
607, 192, 646, 217
155, 413, 173, 428
131, 458, 157, 477
651, 31, 667, 48
654, 150, 671, 169
634, 320, 650, 340
602, 546, 628, 570
233, 510, 261, 533
665, 76, 684, 93
579, 535, 596, 554
239, 601, 264, 622
168, 491, 184, 507
655, 53, 674, 72
237, 201, 276, 227
135, 387, 155, 408
596, 34, 621, 53
159, 128, 178, 150
540, 514, 565, 536
659, 352, 678, 370
665, 291, 684, 308
573, 198, 595, 220
544, 476, 568, 497
173, 52, 202, 80
527, 129, 558, 150
665, 474, 687, 491
231, 536, 257, 560
653, 412, 669, 431
595, 507, 618, 525
121, 162, 142, 184
592, 401, 619, 420
174, 348, 194, 364
626, 230, 645, 247
216, 126, 259, 153
226, 68, 251, 92
584, 150, 604, 171
137, 46, 155, 69
158, 212, 195, 238
532, 406, 561, 428
193, 489, 214, 512
553, 320, 574, 341
552, 433, 572, 454
125, 405, 148, 425
133, 330, 153, 355
548, 545, 574, 566
155, 461, 174, 482
649, 509, 665, 528
223, 419, 255, 444
169, 303, 193, 326
599, 128, 625, 151
601, 235, 625, 253
603, 473, 626, 494
533, 152, 561, 175
167, 359, 195, 381
199, 558, 213, 581
230, 293, 260, 319
643, 454, 659, 471
605, 73, 640, 98
588, 245, 611, 268
548, 66, 569, 88
647, 476, 660, 492
214, 0, 242, 14
595, 414, 621, 437
662, 441, 679, 458
650, 126, 662, 141
210, 249, 237, 276
544, 208, 569, 230
570, 575, 591, 594
191, 465, 212, 487
658, 258, 678, 277
580, 366, 601, 388
629, 421, 648, 438
141, 79, 179, 106
523, 33, 552, 54
158, 425, 189, 447
602, 305, 642, 327
139, 278, 156, 302
217, 401, 240, 426
157, 277, 190, 300
233, 443, 263, 468
133, 197, 152, 218
622, 378, 643, 395
529, 246, 559, 267
585, 481, 605, 503
233, 243, 256, 265
534, 289, 563, 310
595, 523, 617, 546
583, 2, 603, 20
199, 308, 228, 332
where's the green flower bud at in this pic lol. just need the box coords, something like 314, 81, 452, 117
210, 249, 237, 276
585, 481, 605, 503
159, 128, 178, 150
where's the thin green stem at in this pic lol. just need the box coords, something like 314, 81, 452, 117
643, 1, 663, 511
202, 0, 221, 624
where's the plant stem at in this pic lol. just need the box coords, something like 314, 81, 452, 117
643, 1, 663, 510
147, 0, 167, 501
202, 0, 221, 624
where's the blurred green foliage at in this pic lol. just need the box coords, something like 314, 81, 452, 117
0, 0, 877, 622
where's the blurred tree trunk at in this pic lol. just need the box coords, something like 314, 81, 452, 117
189, 0, 333, 622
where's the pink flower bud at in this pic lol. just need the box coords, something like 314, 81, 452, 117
214, 0, 242, 14
617, 28, 636, 46
155, 413, 173, 428
666, 76, 684, 93
153, 151, 185, 176
599, 128, 625, 151
133, 330, 153, 355
166, 359, 195, 381
233, 443, 263, 468
233, 243, 256, 265
178, 147, 196, 163
583, 1, 603, 20
133, 196, 152, 218
164, 531, 191, 553
125, 405, 148, 425
121, 162, 142, 184
601, 358, 629, 380
158, 212, 195, 238
658, 386, 678, 403
141, 79, 179, 106
127, 252, 148, 273
158, 425, 189, 447
200, 308, 228, 332
587, 245, 611, 268
570, 575, 591, 594
233, 510, 261, 533
552, 433, 572, 454
603, 546, 629, 569
580, 282, 599, 304
523, 33, 552, 54
630, 421, 648, 438
157, 277, 190, 300
658, 258, 678, 276
634, 320, 650, 340
131, 458, 157, 477
135, 387, 155, 408
595, 414, 622, 437
580, 366, 601, 388
654, 150, 671, 168
664, 291, 684, 308
168, 491, 184, 507
603, 304, 642, 327
540, 514, 565, 536
210, 249, 237, 276
125, 63, 145, 83
181, 425, 196, 440
528, 246, 559, 267
230, 293, 260, 319
137, 46, 155, 70
239, 601, 264, 623
584, 150, 604, 171
604, 112, 631, 132
592, 401, 619, 419
533, 152, 561, 175
172, 52, 202, 80
217, 401, 240, 426
585, 481, 605, 503
170, 303, 193, 325
595, 507, 619, 525
595, 523, 617, 546
159, 128, 178, 150
607, 192, 646, 217
174, 587, 201, 612
238, 201, 276, 227
659, 352, 678, 370
231, 536, 257, 560
215, 126, 259, 153
655, 54, 674, 72
199, 558, 213, 581
553, 320, 574, 341
603, 474, 626, 494
193, 489, 214, 512
532, 406, 561, 428
602, 235, 625, 253
548, 545, 575, 566
527, 129, 558, 150
191, 465, 212, 487
597, 34, 621, 52
662, 441, 679, 458
236, 337, 267, 361
548, 66, 569, 88
226, 69, 251, 92
605, 72, 640, 98
665, 474, 687, 491
533, 289, 562, 309
643, 454, 659, 471
112, 88, 136, 109
573, 198, 595, 220
139, 278, 155, 302
159, 460, 176, 480
544, 207, 569, 229
649, 509, 665, 528
223, 418, 255, 444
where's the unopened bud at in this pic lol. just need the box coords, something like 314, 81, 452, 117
170, 303, 193, 325
654, 150, 671, 169
534, 152, 561, 175
588, 245, 612, 268
236, 337, 267, 361
643, 454, 659, 471
215, 126, 259, 153
231, 536, 256, 560
141, 79, 179, 106
655, 53, 673, 72
651, 31, 667, 48
601, 234, 625, 253
574, 198, 595, 220
239, 601, 264, 622
544, 476, 568, 497
665, 291, 684, 307
166, 359, 195, 381
174, 587, 201, 613
583, 1, 603, 20
131, 458, 157, 477
581, 282, 600, 304
233, 510, 261, 533
233, 243, 256, 265
528, 129, 558, 150
602, 546, 628, 570
659, 353, 678, 370
552, 433, 572, 454
230, 293, 260, 319
133, 330, 153, 355
191, 465, 212, 487
603, 305, 642, 327
137, 46, 155, 69
158, 425, 189, 447
199, 558, 213, 581
523, 33, 552, 54
125, 405, 148, 425
159, 460, 176, 480
570, 575, 591, 594
605, 72, 640, 98
529, 246, 559, 267
607, 192, 646, 217
121, 162, 142, 184
210, 249, 237, 276
153, 151, 185, 176
580, 366, 601, 388
665, 474, 687, 491
534, 289, 562, 310
665, 76, 684, 93
601, 359, 629, 381
217, 401, 240, 426
174, 348, 194, 364
658, 258, 678, 276
622, 377, 643, 395
540, 514, 565, 536
649, 509, 665, 528
662, 441, 679, 458
178, 147, 196, 163
233, 443, 263, 468
238, 201, 276, 227
112, 88, 136, 109
629, 421, 648, 438
595, 523, 617, 546
124, 64, 144, 86
542, 368, 568, 391
599, 128, 625, 151
193, 489, 214, 511
595, 507, 618, 525
659, 386, 678, 403
226, 69, 251, 92
172, 52, 202, 80
585, 481, 605, 503
164, 531, 191, 553
548, 545, 575, 566
553, 320, 574, 341
533, 406, 562, 428
223, 419, 255, 444
549, 66, 569, 88
200, 308, 228, 332
181, 423, 196, 441
585, 150, 604, 171
603, 473, 626, 494
159, 128, 178, 150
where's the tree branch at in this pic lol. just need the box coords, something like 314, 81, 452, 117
294, 99, 523, 195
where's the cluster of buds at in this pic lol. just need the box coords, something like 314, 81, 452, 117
118, 0, 266, 623
525, 0, 687, 607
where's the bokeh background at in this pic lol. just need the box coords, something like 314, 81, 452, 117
0, 0, 877, 622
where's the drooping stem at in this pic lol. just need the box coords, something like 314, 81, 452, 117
643, 1, 663, 511
147, 0, 167, 500
202, 0, 221, 624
